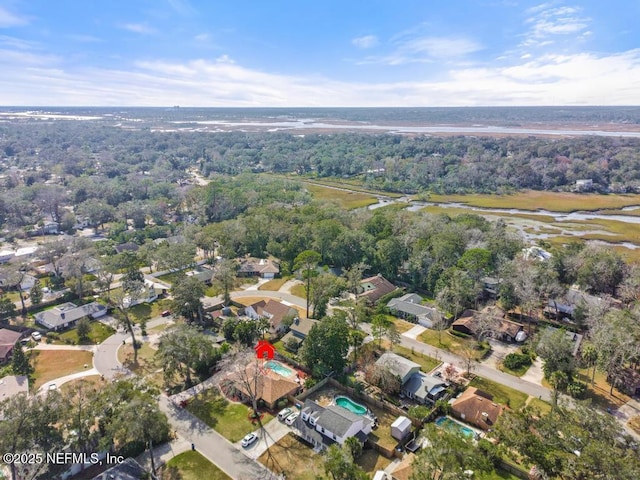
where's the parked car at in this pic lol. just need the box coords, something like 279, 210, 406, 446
161, 310, 171, 317
31, 332, 42, 341
285, 412, 299, 426
277, 407, 293, 421
241, 432, 258, 448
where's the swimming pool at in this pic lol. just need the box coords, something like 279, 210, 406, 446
334, 396, 368, 416
435, 416, 475, 438
264, 360, 295, 378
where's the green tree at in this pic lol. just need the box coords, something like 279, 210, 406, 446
536, 327, 575, 380
111, 266, 146, 364
234, 320, 258, 346
11, 343, 32, 376
410, 424, 492, 480
0, 295, 17, 323
211, 259, 237, 305
170, 275, 206, 324
294, 250, 321, 318
76, 317, 91, 342
371, 314, 389, 347
457, 247, 493, 282
301, 313, 350, 377
29, 279, 43, 306
495, 403, 640, 479
156, 325, 219, 386
580, 341, 599, 385
435, 267, 476, 320
324, 443, 368, 480
576, 245, 626, 296
0, 392, 65, 480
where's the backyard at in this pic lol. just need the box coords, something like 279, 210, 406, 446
185, 388, 274, 442
258, 433, 326, 480
30, 349, 94, 390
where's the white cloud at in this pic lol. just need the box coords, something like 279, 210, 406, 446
352, 35, 378, 49
359, 36, 482, 66
194, 33, 210, 42
0, 43, 639, 107
66, 34, 102, 43
120, 23, 157, 35
0, 6, 29, 28
522, 4, 590, 47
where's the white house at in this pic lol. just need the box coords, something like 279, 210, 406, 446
34, 302, 107, 331
299, 400, 373, 450
376, 352, 421, 385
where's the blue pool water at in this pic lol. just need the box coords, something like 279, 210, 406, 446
335, 396, 368, 415
435, 416, 475, 438
264, 360, 295, 378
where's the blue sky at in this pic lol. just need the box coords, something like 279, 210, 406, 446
0, 0, 638, 106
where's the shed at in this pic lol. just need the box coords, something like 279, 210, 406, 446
391, 415, 412, 441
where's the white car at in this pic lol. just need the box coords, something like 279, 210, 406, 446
31, 332, 42, 341
277, 407, 293, 421
241, 432, 258, 448
285, 412, 299, 426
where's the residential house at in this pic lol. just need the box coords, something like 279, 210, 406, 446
244, 299, 298, 336
237, 256, 280, 279
358, 274, 397, 304
545, 326, 583, 356
546, 287, 614, 321
386, 293, 437, 328
575, 179, 594, 191
185, 266, 213, 285
0, 250, 15, 264
0, 329, 24, 364
299, 400, 373, 450
34, 302, 107, 331
390, 454, 415, 480
0, 375, 29, 404
376, 352, 421, 385
123, 280, 160, 308
230, 364, 300, 410
92, 458, 148, 480
113, 242, 139, 254
375, 352, 448, 404
480, 277, 500, 299
280, 317, 318, 352
451, 387, 504, 431
614, 367, 640, 396
522, 246, 552, 262
402, 372, 448, 404
452, 307, 527, 343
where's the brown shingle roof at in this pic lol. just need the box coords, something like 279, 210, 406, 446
451, 387, 504, 431
358, 274, 397, 303
232, 365, 299, 406
0, 329, 23, 360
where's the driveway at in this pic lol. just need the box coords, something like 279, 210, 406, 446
404, 324, 426, 339
237, 417, 293, 460
158, 396, 274, 480
360, 322, 553, 402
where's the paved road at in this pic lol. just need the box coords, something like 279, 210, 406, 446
158, 395, 275, 480
238, 417, 293, 460
92, 316, 277, 479
359, 323, 553, 402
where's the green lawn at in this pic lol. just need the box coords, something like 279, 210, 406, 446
164, 451, 231, 480
258, 277, 291, 291
478, 468, 524, 480
55, 321, 115, 345
393, 345, 440, 373
418, 329, 490, 360
527, 397, 552, 416
186, 389, 274, 442
290, 284, 306, 299
469, 376, 528, 411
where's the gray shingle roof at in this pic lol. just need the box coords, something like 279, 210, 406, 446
317, 405, 367, 438
35, 302, 106, 329
402, 372, 447, 401
376, 352, 420, 382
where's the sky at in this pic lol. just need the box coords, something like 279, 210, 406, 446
0, 0, 639, 107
